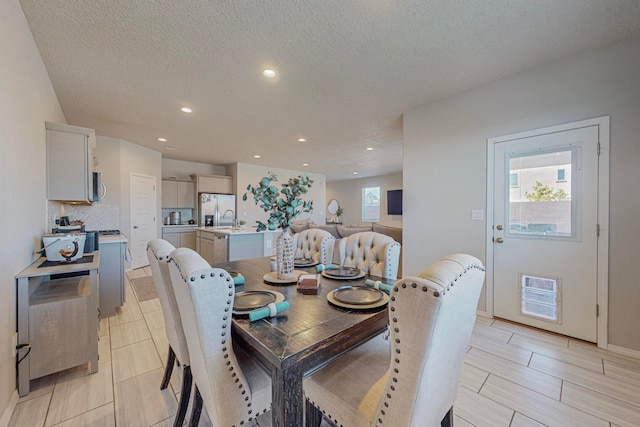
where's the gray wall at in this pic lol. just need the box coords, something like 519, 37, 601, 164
403, 36, 640, 351
0, 0, 67, 418
327, 172, 403, 227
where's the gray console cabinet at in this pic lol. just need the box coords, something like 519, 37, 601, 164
99, 239, 126, 318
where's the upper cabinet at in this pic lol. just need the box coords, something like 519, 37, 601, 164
162, 180, 195, 208
46, 122, 96, 203
193, 174, 233, 194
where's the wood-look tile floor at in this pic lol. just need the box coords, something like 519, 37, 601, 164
9, 268, 640, 426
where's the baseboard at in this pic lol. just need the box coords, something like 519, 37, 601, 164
607, 344, 640, 360
0, 390, 18, 427
476, 310, 491, 319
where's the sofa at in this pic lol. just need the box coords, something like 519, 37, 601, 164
290, 219, 403, 277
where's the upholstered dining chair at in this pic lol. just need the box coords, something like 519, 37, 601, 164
338, 231, 401, 280
168, 248, 272, 426
293, 228, 336, 264
304, 253, 486, 427
146, 239, 193, 427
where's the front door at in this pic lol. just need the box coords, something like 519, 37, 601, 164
130, 173, 157, 269
491, 123, 601, 342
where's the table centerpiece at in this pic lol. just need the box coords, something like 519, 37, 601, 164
243, 172, 313, 279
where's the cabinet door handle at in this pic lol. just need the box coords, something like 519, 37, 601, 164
133, 225, 139, 229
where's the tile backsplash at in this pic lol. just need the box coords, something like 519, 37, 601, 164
161, 208, 195, 225
47, 201, 119, 231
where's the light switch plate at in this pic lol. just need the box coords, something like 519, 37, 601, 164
471, 209, 484, 221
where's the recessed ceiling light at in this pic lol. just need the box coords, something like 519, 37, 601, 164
181, 107, 192, 113
353, 171, 358, 175
303, 163, 309, 167
166, 145, 177, 151
366, 147, 374, 151
254, 155, 261, 159
263, 69, 276, 77
158, 138, 167, 142
298, 138, 306, 142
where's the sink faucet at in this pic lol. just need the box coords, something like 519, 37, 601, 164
222, 209, 235, 218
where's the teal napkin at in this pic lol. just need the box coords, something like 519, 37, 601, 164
249, 301, 290, 322
315, 263, 337, 272
233, 274, 245, 285
365, 279, 392, 294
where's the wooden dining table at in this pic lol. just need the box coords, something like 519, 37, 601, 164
212, 257, 391, 427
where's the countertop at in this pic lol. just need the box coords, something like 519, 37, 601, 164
99, 234, 128, 244
161, 224, 197, 228
16, 253, 101, 279
196, 226, 280, 235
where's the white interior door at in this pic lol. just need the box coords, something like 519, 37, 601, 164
130, 173, 157, 269
492, 125, 600, 342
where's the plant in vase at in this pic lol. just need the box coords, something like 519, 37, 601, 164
243, 172, 313, 279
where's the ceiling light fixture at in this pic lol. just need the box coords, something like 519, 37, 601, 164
158, 138, 167, 142
366, 147, 374, 151
298, 138, 306, 142
303, 163, 309, 167
166, 145, 177, 151
353, 171, 358, 175
263, 69, 276, 78
181, 107, 192, 113
254, 155, 261, 159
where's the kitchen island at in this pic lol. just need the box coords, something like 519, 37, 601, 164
195, 226, 279, 264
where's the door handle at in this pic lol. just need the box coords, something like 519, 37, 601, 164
133, 225, 139, 229
494, 237, 504, 243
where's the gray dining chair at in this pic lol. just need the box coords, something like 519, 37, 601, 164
168, 248, 272, 426
338, 231, 401, 280
146, 239, 193, 427
304, 254, 486, 427
293, 228, 336, 264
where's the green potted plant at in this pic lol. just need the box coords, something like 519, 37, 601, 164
243, 172, 313, 279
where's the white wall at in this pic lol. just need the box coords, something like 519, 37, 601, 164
403, 36, 640, 351
161, 158, 226, 179
119, 139, 163, 243
327, 172, 403, 227
0, 0, 66, 419
234, 163, 326, 229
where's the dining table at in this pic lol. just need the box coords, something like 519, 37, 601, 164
212, 256, 391, 427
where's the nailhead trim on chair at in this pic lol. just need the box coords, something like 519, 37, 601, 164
175, 264, 272, 427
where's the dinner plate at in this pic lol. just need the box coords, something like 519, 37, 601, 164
327, 286, 389, 310
321, 267, 365, 280
294, 257, 317, 267
233, 290, 285, 314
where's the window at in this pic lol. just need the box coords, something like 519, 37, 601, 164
557, 168, 566, 181
509, 173, 519, 187
362, 187, 380, 222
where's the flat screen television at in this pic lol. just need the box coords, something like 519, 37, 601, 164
387, 189, 402, 215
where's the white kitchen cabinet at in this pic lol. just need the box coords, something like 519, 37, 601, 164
195, 175, 233, 194
99, 238, 126, 318
46, 121, 96, 203
163, 226, 196, 250
162, 179, 195, 208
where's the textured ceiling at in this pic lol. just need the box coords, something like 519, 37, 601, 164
19, 0, 640, 181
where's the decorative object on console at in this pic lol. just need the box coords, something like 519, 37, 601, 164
243, 172, 313, 279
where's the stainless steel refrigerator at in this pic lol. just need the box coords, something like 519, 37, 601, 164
199, 193, 236, 226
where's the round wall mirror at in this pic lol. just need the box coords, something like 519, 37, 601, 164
327, 199, 340, 215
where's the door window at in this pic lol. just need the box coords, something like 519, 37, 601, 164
506, 147, 576, 238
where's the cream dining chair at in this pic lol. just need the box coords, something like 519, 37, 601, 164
304, 254, 486, 427
146, 239, 193, 427
293, 228, 336, 264
168, 248, 272, 426
338, 231, 401, 280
